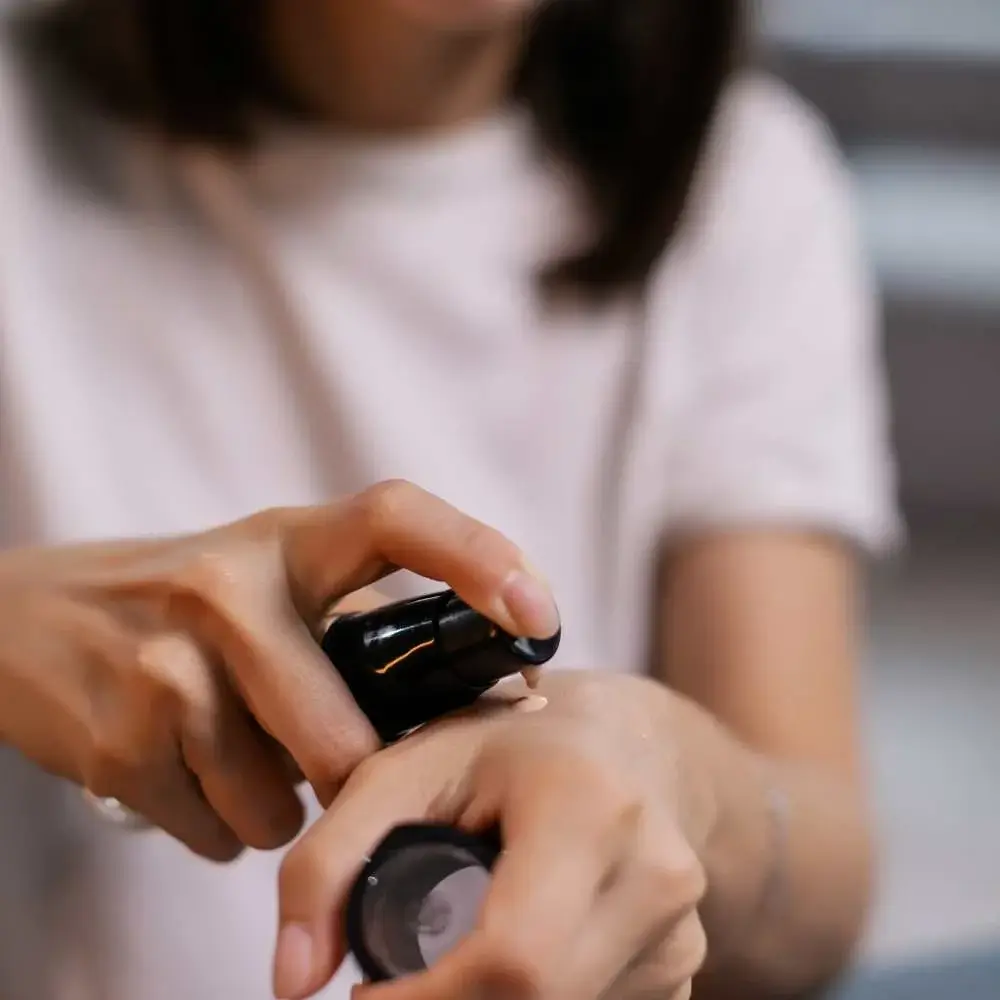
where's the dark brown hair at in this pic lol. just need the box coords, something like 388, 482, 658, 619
25, 0, 741, 299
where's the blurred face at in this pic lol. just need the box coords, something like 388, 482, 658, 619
270, 0, 540, 128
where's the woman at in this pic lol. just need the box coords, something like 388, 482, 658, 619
0, 0, 899, 998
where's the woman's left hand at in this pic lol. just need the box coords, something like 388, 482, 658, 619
273, 672, 711, 1000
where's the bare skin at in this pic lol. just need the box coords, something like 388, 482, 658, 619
0, 480, 559, 860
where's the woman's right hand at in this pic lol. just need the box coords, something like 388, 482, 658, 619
0, 481, 559, 862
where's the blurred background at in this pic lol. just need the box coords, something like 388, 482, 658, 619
760, 0, 1000, 966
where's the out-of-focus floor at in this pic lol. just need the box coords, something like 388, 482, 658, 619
862, 515, 1000, 963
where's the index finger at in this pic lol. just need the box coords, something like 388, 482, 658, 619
281, 481, 560, 639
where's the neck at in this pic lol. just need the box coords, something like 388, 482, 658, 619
269, 6, 523, 134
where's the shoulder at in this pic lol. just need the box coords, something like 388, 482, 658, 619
654, 70, 872, 329
648, 75, 901, 554
712, 71, 845, 176
683, 71, 860, 262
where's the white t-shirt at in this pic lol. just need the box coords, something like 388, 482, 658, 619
0, 25, 899, 1000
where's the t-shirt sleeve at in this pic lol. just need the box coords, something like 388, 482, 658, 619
659, 76, 902, 555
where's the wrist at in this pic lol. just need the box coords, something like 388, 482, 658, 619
657, 693, 779, 952
651, 687, 724, 858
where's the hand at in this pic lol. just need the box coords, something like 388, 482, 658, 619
0, 481, 560, 861
274, 673, 710, 1000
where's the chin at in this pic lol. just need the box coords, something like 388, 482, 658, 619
390, 0, 536, 31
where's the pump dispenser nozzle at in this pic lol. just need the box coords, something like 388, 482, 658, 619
321, 590, 560, 743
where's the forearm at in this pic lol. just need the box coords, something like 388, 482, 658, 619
664, 692, 874, 999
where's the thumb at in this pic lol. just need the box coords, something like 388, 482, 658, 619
274, 738, 465, 999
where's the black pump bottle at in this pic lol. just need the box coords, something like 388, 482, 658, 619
321, 589, 561, 743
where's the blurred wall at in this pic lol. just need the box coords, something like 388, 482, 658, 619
761, 0, 1000, 516
761, 1, 1000, 965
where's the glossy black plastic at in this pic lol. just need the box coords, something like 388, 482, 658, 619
321, 589, 560, 743
346, 823, 502, 983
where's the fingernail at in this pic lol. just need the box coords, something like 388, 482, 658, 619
498, 567, 560, 639
274, 923, 314, 999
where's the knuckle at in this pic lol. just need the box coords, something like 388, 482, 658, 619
252, 803, 306, 852
604, 776, 644, 816
84, 728, 141, 798
180, 809, 246, 864
585, 764, 644, 825
598, 792, 647, 855
278, 842, 334, 910
640, 840, 707, 910
135, 634, 217, 730
135, 634, 206, 694
133, 634, 224, 772
635, 918, 706, 999
680, 918, 709, 979
175, 548, 243, 608
637, 810, 708, 912
83, 656, 149, 794
359, 479, 420, 532
660, 917, 709, 988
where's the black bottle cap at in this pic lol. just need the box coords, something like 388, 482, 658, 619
433, 591, 560, 684
321, 590, 560, 743
346, 824, 501, 983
